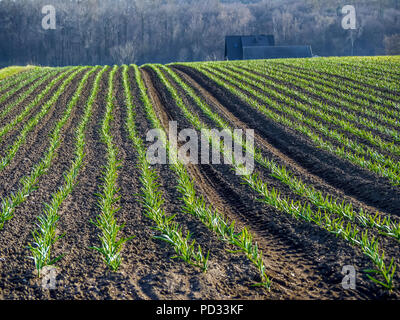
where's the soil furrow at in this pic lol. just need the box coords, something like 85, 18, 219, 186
204, 65, 400, 165
141, 68, 272, 299
0, 69, 97, 299
170, 67, 396, 221
172, 65, 400, 217
0, 69, 87, 200
141, 66, 387, 299
274, 62, 400, 99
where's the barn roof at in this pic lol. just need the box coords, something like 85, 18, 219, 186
225, 35, 275, 60
224, 34, 313, 60
240, 35, 275, 47
243, 45, 313, 60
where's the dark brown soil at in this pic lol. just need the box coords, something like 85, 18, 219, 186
0, 70, 64, 129
0, 64, 399, 300
273, 62, 400, 99
141, 66, 399, 299
0, 68, 88, 200
172, 65, 400, 217
238, 64, 400, 112
203, 65, 400, 165
234, 65, 400, 138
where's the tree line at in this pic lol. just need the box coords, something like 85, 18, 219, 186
0, 0, 399, 67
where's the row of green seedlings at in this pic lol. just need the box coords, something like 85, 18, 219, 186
251, 58, 400, 112
290, 57, 400, 93
194, 64, 400, 186
270, 60, 400, 111
0, 67, 33, 88
0, 67, 83, 172
0, 68, 61, 135
331, 56, 400, 74
237, 62, 400, 138
91, 66, 134, 271
275, 59, 400, 101
0, 67, 45, 98
28, 66, 107, 276
170, 63, 397, 291
0, 66, 90, 229
230, 63, 400, 150
0, 68, 50, 105
317, 58, 400, 83
249, 61, 400, 126
216, 63, 400, 175
122, 64, 209, 271
244, 174, 397, 291
210, 64, 400, 171
144, 64, 272, 289
0, 67, 34, 84
224, 63, 400, 175
308, 58, 400, 89
165, 64, 400, 242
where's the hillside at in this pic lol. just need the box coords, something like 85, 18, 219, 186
0, 56, 399, 299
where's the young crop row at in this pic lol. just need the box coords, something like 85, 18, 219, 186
0, 68, 60, 130
236, 62, 400, 137
267, 60, 400, 111
222, 64, 400, 176
166, 64, 400, 243
91, 66, 134, 271
242, 61, 400, 123
165, 63, 398, 291
331, 62, 400, 83
308, 57, 400, 83
0, 68, 51, 105
305, 57, 400, 93
334, 56, 400, 69
273, 58, 400, 99
141, 64, 272, 289
0, 66, 42, 95
0, 67, 83, 172
211, 64, 400, 165
0, 66, 35, 83
0, 66, 89, 230
29, 66, 107, 275
194, 64, 400, 186
123, 65, 208, 271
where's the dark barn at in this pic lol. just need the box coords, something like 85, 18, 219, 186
225, 35, 313, 60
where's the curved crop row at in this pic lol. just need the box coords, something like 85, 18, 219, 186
275, 59, 400, 99
0, 67, 84, 172
194, 64, 400, 186
160, 64, 397, 291
0, 66, 35, 83
237, 62, 400, 135
0, 66, 90, 229
0, 68, 51, 105
29, 66, 106, 275
0, 67, 43, 94
312, 58, 400, 82
123, 64, 208, 271
91, 66, 133, 271
268, 60, 400, 111
211, 64, 400, 162
166, 65, 400, 243
0, 68, 60, 124
140, 64, 272, 289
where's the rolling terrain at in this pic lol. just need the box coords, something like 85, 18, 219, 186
0, 56, 399, 299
